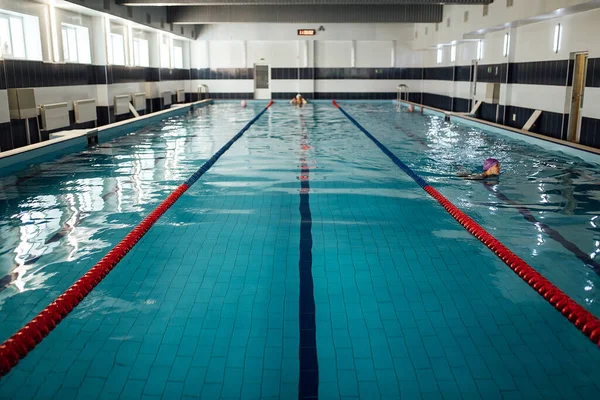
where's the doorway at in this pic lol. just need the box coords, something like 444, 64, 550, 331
254, 64, 271, 100
567, 52, 588, 143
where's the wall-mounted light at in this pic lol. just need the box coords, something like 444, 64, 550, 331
477, 40, 483, 60
553, 23, 562, 53
450, 44, 456, 63
502, 32, 510, 57
436, 46, 442, 64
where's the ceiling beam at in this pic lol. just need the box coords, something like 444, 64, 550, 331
169, 4, 444, 23
120, 0, 493, 5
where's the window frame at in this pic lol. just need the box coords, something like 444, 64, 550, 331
132, 37, 149, 67
172, 44, 183, 69
0, 11, 26, 59
110, 32, 126, 66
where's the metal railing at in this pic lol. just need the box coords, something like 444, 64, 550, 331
197, 85, 210, 100
396, 84, 409, 103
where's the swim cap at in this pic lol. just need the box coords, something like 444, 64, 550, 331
483, 158, 499, 172
296, 93, 301, 98
241, 100, 247, 107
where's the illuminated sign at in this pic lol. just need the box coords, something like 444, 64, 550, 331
297, 29, 316, 36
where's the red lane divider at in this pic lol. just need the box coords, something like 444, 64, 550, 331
0, 183, 190, 376
0, 101, 275, 378
333, 100, 600, 347
424, 185, 600, 345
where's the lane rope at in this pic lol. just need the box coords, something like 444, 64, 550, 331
332, 100, 600, 347
0, 101, 274, 378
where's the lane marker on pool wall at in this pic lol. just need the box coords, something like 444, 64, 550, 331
0, 101, 274, 378
298, 113, 319, 399
332, 100, 600, 347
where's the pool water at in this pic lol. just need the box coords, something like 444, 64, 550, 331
1, 102, 599, 399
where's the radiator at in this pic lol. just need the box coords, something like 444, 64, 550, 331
133, 92, 146, 111
162, 91, 172, 106
40, 102, 70, 131
176, 89, 185, 103
114, 94, 130, 116
73, 99, 97, 124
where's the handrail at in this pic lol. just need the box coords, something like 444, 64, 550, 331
396, 84, 409, 103
197, 84, 210, 101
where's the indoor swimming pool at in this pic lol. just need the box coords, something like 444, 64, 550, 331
1, 101, 599, 399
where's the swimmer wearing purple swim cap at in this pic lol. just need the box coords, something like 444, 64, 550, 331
458, 158, 501, 180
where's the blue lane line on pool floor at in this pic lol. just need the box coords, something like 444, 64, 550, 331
298, 115, 319, 399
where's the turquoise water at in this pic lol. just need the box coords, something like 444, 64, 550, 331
1, 102, 599, 399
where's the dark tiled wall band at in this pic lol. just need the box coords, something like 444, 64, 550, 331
423, 67, 454, 81
190, 68, 254, 80
508, 60, 570, 86
503, 105, 566, 139
581, 117, 600, 148
586, 58, 600, 88
454, 65, 473, 82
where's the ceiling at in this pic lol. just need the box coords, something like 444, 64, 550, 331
116, 0, 495, 23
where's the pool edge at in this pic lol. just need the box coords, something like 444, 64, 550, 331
396, 100, 600, 164
0, 99, 213, 177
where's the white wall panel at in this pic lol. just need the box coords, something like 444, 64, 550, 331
271, 80, 314, 94
507, 84, 568, 114
422, 80, 453, 97
192, 80, 254, 93
107, 83, 146, 104
356, 41, 392, 68
315, 41, 352, 68
191, 41, 210, 68
247, 41, 300, 67
453, 81, 472, 100
314, 80, 412, 93
208, 41, 245, 68
34, 86, 98, 110
582, 88, 600, 119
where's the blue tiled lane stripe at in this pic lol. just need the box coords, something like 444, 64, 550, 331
298, 116, 319, 399
333, 101, 429, 189
184, 101, 273, 187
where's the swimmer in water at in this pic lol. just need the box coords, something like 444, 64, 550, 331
290, 93, 308, 106
241, 100, 247, 108
458, 158, 501, 180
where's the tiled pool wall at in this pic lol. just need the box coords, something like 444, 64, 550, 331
3, 57, 599, 154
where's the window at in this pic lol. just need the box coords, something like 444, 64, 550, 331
160, 35, 170, 68
503, 32, 510, 57
111, 33, 125, 65
61, 23, 91, 64
451, 44, 456, 63
173, 44, 183, 69
133, 37, 149, 66
0, 12, 25, 58
553, 23, 562, 53
437, 47, 443, 64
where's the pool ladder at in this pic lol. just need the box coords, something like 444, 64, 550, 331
197, 84, 210, 101
396, 84, 409, 104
